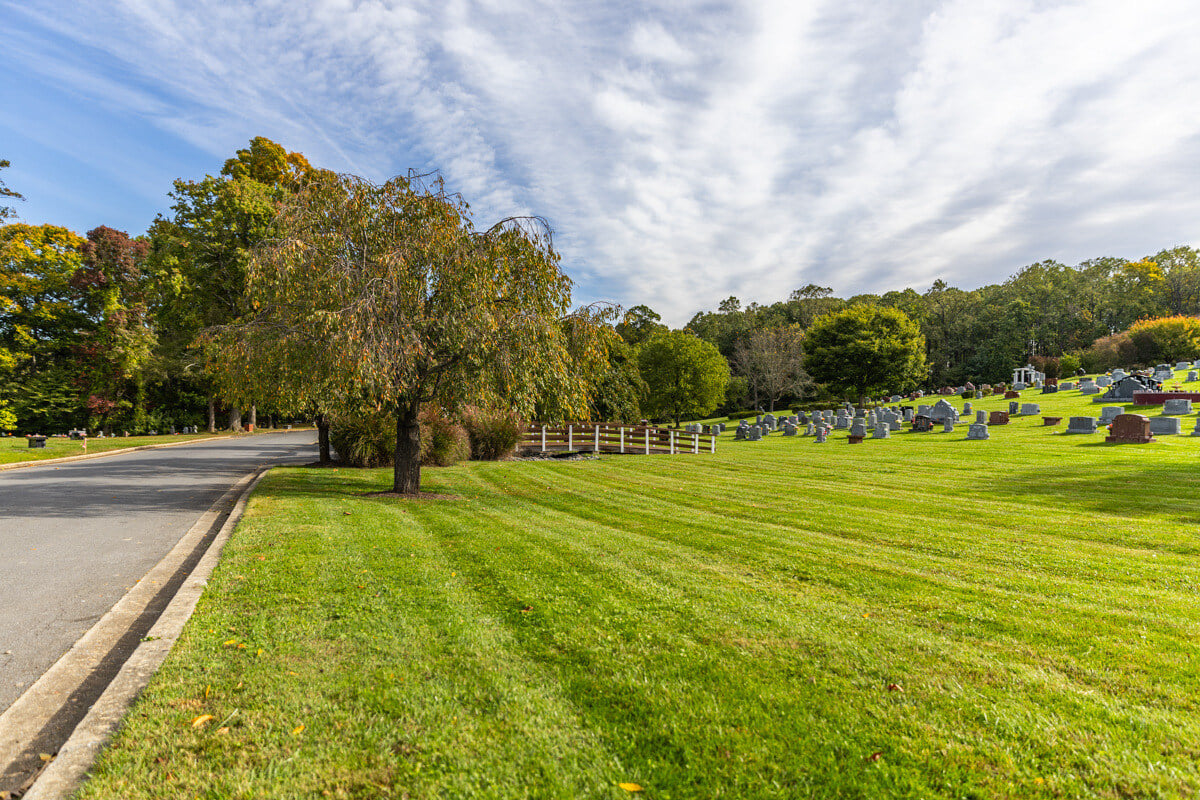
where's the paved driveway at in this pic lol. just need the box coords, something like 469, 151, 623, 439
0, 432, 316, 713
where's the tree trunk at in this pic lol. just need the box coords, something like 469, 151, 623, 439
316, 413, 331, 464
393, 403, 421, 495
248, 405, 257, 431
229, 405, 242, 432
206, 397, 216, 433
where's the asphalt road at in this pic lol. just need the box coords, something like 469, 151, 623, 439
0, 431, 317, 713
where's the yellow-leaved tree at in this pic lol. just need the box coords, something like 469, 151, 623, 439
206, 171, 602, 495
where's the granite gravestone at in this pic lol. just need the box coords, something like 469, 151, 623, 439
1106, 414, 1152, 444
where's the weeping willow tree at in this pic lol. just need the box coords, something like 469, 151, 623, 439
205, 170, 603, 494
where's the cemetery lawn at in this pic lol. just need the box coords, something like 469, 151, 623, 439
80, 380, 1200, 798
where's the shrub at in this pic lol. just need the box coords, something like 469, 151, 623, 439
460, 406, 524, 460
1059, 353, 1082, 376
329, 409, 394, 468
1082, 332, 1137, 372
330, 405, 469, 468
1030, 355, 1061, 381
960, 390, 973, 399
418, 406, 471, 467
1126, 316, 1200, 364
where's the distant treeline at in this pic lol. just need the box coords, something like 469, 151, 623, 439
680, 251, 1200, 388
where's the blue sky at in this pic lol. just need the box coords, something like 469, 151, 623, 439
4, 1, 1200, 325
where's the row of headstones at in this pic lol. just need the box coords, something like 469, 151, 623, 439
1061, 405, 1200, 435
62, 425, 200, 439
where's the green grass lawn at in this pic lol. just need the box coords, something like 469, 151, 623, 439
78, 377, 1200, 798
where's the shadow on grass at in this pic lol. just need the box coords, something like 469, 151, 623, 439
980, 458, 1200, 528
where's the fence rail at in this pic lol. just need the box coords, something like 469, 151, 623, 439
519, 423, 716, 456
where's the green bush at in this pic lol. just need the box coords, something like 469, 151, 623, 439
330, 405, 469, 468
1059, 353, 1082, 376
460, 406, 523, 461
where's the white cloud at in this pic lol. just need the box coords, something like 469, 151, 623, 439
8, 0, 1200, 324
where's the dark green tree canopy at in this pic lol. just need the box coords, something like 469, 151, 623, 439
804, 305, 927, 400
638, 330, 729, 426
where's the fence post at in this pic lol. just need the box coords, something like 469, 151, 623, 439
710, 433, 716, 454
693, 433, 698, 454
670, 430, 676, 455
645, 428, 650, 455
568, 424, 573, 451
541, 425, 546, 452
620, 427, 625, 454
594, 424, 600, 453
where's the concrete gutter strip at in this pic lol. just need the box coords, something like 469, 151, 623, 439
8, 469, 269, 800
0, 430, 310, 472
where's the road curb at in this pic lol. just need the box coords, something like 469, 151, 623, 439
0, 468, 271, 799
0, 431, 304, 472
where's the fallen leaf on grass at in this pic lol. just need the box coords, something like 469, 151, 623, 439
216, 727, 230, 735
191, 715, 215, 728
292, 723, 305, 735
223, 639, 239, 647
520, 606, 533, 613
618, 782, 643, 792
866, 751, 882, 762
887, 683, 903, 692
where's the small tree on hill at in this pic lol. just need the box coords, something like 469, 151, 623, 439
638, 331, 729, 426
731, 325, 810, 411
804, 305, 926, 401
207, 171, 591, 495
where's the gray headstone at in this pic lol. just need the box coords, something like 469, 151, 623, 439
1020, 403, 1040, 415
1189, 371, 1198, 383
815, 428, 828, 443
1059, 381, 1074, 390
1149, 417, 1181, 435
1096, 376, 1112, 387
1190, 418, 1200, 436
872, 424, 890, 439
1009, 401, 1019, 414
783, 423, 797, 436
1065, 417, 1098, 434
1099, 407, 1124, 424
1080, 386, 1100, 395
804, 423, 815, 436
1163, 399, 1193, 415
976, 410, 987, 424
966, 423, 989, 440
942, 419, 954, 433
850, 420, 867, 437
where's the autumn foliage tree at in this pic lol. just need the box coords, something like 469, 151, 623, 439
72, 226, 155, 433
207, 171, 592, 494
